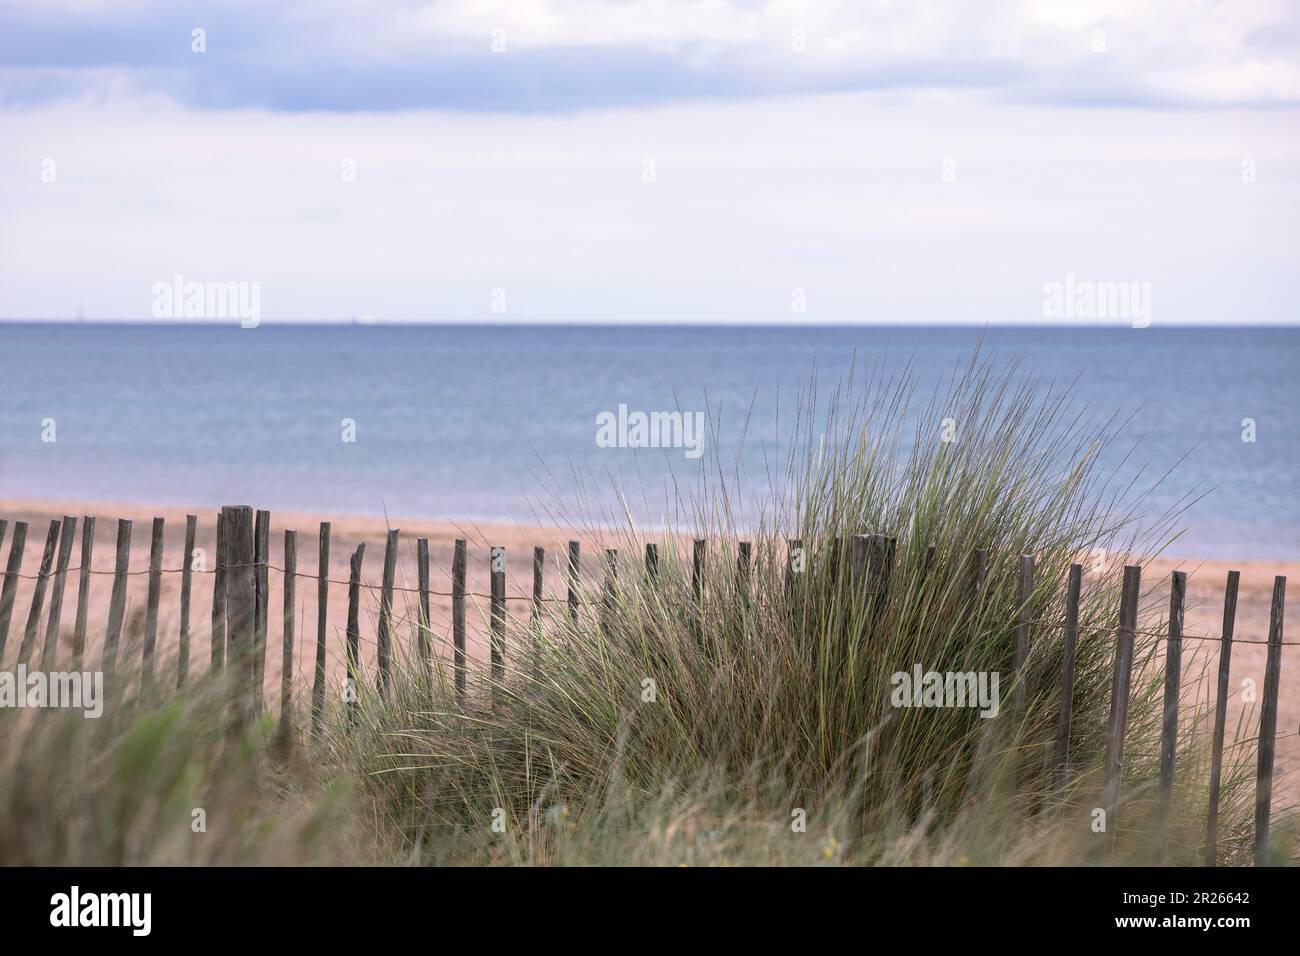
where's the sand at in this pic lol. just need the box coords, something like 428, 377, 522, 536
1, 496, 1295, 804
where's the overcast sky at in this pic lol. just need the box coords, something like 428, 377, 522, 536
2, 0, 1298, 323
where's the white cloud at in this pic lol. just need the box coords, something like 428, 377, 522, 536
2, 89, 1297, 323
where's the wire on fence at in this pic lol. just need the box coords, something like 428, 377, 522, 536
7, 548, 1294, 642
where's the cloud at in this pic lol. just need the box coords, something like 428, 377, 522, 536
3, 91, 1297, 323
1, 0, 1298, 112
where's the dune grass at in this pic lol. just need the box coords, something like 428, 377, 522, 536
0, 354, 1289, 865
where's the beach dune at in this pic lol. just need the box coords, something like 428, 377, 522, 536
1, 497, 1295, 805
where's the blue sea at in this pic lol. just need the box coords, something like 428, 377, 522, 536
0, 323, 1296, 559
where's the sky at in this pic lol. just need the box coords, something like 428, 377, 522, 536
1, 0, 1298, 324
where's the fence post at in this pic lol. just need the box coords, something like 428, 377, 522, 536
691, 538, 702, 606
72, 516, 94, 669
41, 515, 77, 669
737, 541, 752, 593
222, 506, 256, 723
253, 509, 270, 714
19, 519, 60, 665
345, 542, 365, 723
142, 516, 165, 684
280, 529, 296, 735
312, 522, 330, 735
601, 548, 617, 632
867, 534, 893, 622
1205, 569, 1239, 866
644, 543, 658, 582
178, 514, 196, 687
1159, 570, 1186, 834
532, 546, 544, 677
1254, 575, 1286, 866
786, 538, 804, 593
1054, 564, 1083, 790
567, 540, 581, 627
376, 528, 398, 697
416, 537, 431, 680
1102, 564, 1141, 833
210, 511, 226, 672
0, 521, 29, 661
453, 538, 467, 705
490, 546, 506, 694
850, 535, 868, 590
1012, 554, 1034, 717
102, 518, 133, 675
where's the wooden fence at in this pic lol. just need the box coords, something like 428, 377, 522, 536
0, 509, 1291, 864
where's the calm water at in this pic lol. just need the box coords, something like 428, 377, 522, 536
0, 323, 1296, 559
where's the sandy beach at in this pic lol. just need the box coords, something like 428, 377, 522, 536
2, 496, 1295, 803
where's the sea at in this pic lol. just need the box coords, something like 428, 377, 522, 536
0, 323, 1296, 559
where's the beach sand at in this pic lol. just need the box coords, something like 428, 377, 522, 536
1, 497, 1295, 806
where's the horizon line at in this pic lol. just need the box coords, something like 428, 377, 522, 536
1, 318, 1297, 330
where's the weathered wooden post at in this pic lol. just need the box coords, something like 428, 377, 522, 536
312, 521, 329, 734
1053, 563, 1083, 789
1012, 554, 1034, 717
532, 546, 544, 677
452, 538, 467, 705
737, 541, 752, 594
222, 506, 257, 723
692, 538, 705, 605
102, 519, 133, 675
1101, 564, 1141, 833
867, 534, 893, 623
280, 529, 296, 734
253, 509, 270, 713
490, 546, 507, 689
567, 540, 580, 627
1158, 571, 1186, 831
141, 516, 165, 684
1254, 576, 1286, 866
644, 543, 658, 582
19, 519, 60, 665
692, 537, 707, 645
785, 538, 804, 593
376, 528, 398, 696
1205, 569, 1239, 866
345, 542, 365, 723
416, 537, 432, 679
850, 535, 868, 590
41, 515, 77, 668
72, 516, 94, 669
0, 521, 29, 660
210, 511, 226, 671
601, 548, 617, 632
177, 514, 197, 687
